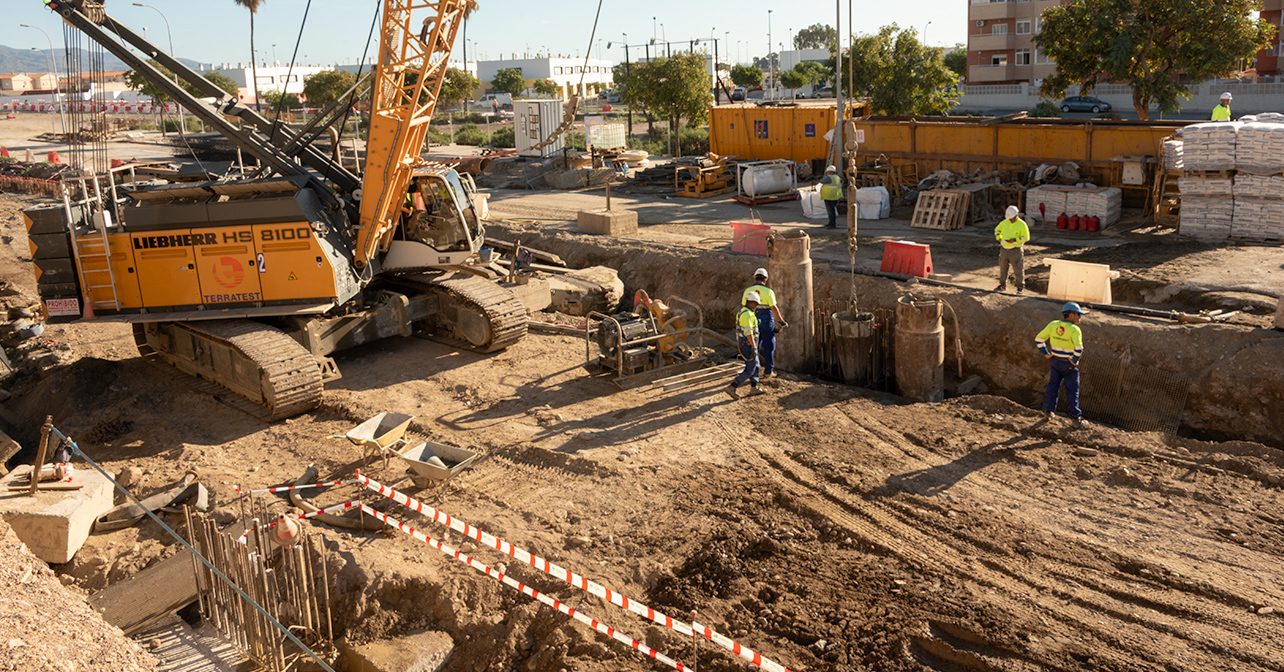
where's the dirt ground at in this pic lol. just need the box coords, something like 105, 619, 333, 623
1, 119, 1283, 672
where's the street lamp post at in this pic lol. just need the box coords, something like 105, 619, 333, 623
20, 24, 65, 136
132, 4, 185, 134
767, 10, 774, 100
923, 21, 932, 45
608, 35, 632, 137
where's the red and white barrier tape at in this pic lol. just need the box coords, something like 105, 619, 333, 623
358, 503, 688, 671
234, 478, 354, 496
356, 473, 792, 672
235, 500, 361, 544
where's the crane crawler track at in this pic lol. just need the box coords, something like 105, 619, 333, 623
133, 320, 324, 421
397, 273, 527, 352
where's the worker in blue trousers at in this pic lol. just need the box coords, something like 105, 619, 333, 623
1035, 302, 1087, 427
726, 292, 764, 400
742, 268, 788, 381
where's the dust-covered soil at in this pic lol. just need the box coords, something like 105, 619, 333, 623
0, 180, 1282, 672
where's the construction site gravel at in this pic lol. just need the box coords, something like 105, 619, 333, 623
1, 134, 1283, 669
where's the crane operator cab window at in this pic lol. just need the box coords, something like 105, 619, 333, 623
404, 173, 476, 252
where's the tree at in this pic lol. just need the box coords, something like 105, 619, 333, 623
261, 90, 301, 110
842, 25, 960, 116
492, 68, 526, 98
533, 78, 560, 98
780, 68, 807, 98
752, 53, 778, 72
943, 44, 967, 78
794, 23, 837, 51
1035, 0, 1273, 120
730, 64, 764, 88
203, 71, 240, 98
231, 0, 265, 105
630, 53, 710, 158
303, 69, 357, 107
795, 61, 831, 89
438, 67, 479, 109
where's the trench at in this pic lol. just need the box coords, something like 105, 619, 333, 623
487, 222, 1284, 448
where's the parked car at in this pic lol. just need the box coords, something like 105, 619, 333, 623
731, 86, 746, 102
1059, 96, 1111, 113
812, 87, 834, 98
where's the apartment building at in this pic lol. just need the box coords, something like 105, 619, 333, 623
966, 0, 1069, 85
969, 0, 1284, 84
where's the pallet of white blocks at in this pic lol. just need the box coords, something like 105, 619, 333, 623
1025, 185, 1067, 225
1235, 120, 1284, 175
1182, 121, 1241, 172
1231, 174, 1284, 240
1064, 187, 1123, 227
1178, 173, 1234, 240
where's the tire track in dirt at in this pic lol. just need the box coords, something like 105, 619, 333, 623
705, 400, 1284, 672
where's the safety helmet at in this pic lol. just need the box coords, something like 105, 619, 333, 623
825, 165, 837, 173
1062, 302, 1085, 315
745, 291, 761, 304
754, 267, 768, 279
1221, 92, 1233, 101
1005, 205, 1020, 219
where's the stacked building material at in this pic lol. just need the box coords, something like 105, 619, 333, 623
1178, 174, 1234, 240
1181, 122, 1240, 171
1162, 139, 1184, 171
1025, 185, 1066, 225
1234, 121, 1284, 175
1064, 187, 1123, 227
1231, 174, 1284, 240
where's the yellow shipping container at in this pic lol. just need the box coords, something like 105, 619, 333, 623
709, 102, 867, 164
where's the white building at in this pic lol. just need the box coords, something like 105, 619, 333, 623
203, 63, 332, 102
778, 49, 830, 72
476, 56, 614, 98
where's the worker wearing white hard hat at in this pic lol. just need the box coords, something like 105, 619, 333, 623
1212, 92, 1233, 121
819, 165, 843, 229
742, 268, 788, 381
727, 292, 764, 399
994, 205, 1031, 294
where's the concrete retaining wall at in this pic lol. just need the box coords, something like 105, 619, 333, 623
492, 224, 1284, 446
955, 82, 1284, 117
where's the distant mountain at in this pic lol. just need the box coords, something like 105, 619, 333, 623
0, 44, 201, 75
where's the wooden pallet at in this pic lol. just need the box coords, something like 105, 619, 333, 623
911, 190, 969, 230
1181, 169, 1235, 179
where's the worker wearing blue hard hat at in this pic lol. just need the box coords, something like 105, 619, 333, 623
1034, 302, 1087, 426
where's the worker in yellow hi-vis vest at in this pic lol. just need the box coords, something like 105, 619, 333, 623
994, 205, 1030, 294
819, 165, 843, 229
1211, 92, 1233, 121
726, 292, 764, 400
1035, 302, 1087, 427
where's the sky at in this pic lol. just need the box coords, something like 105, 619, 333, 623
5, 0, 968, 68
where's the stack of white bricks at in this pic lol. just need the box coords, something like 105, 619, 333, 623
1025, 186, 1066, 225
1231, 174, 1284, 241
1234, 121, 1284, 176
1064, 187, 1123, 227
1181, 122, 1240, 171
1179, 174, 1235, 240
1162, 139, 1184, 171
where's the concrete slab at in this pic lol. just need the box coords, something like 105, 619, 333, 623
577, 208, 637, 236
342, 629, 454, 672
1275, 298, 1283, 330
547, 265, 626, 316
0, 465, 114, 564
501, 277, 552, 312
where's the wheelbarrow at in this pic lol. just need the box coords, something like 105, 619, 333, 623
334, 412, 415, 466
393, 441, 479, 488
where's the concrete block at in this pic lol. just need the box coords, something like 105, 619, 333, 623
342, 630, 454, 672
577, 208, 637, 236
501, 277, 552, 313
547, 265, 625, 316
1276, 298, 1284, 330
0, 465, 114, 564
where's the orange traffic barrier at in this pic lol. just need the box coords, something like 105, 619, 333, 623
880, 241, 934, 278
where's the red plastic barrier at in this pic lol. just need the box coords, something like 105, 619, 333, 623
47, 151, 60, 164
730, 221, 771, 256
880, 240, 934, 278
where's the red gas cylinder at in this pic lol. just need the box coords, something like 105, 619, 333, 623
1056, 213, 1068, 229
1086, 216, 1100, 232
1069, 214, 1081, 230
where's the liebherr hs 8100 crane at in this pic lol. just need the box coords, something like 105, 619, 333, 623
24, 0, 548, 419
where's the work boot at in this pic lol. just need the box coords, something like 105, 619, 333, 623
1016, 287, 1025, 295
1072, 417, 1085, 427
724, 384, 740, 400
762, 372, 776, 380
995, 285, 1007, 292
746, 384, 765, 397
1042, 410, 1053, 419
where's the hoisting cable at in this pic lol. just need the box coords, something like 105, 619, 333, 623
268, 0, 314, 141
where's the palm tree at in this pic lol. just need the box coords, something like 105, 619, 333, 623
232, 0, 265, 110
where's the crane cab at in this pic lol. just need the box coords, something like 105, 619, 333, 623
380, 165, 487, 271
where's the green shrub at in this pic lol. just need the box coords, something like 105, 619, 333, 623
1031, 101, 1062, 118
490, 126, 515, 148
454, 123, 487, 146
629, 126, 710, 156
427, 126, 452, 145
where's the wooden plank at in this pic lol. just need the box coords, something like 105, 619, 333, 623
88, 549, 199, 635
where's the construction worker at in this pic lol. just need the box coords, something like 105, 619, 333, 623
994, 205, 1030, 294
727, 292, 764, 399
742, 268, 787, 380
1212, 92, 1233, 121
819, 165, 843, 229
1035, 302, 1087, 426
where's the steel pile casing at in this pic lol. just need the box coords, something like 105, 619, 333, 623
768, 230, 814, 372
895, 296, 945, 403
